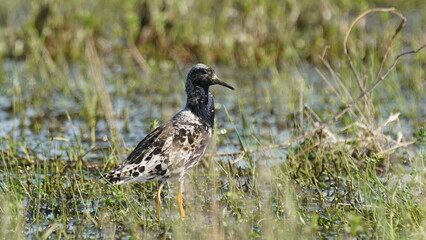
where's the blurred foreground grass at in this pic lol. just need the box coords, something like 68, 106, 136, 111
0, 0, 426, 239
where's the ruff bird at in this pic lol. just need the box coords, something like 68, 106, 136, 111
104, 63, 234, 218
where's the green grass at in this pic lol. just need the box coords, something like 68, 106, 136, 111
1, 0, 426, 239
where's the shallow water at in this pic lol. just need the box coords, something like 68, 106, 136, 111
0, 55, 424, 238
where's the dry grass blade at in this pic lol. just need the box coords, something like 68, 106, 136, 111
343, 8, 407, 91
128, 41, 151, 74
86, 38, 123, 154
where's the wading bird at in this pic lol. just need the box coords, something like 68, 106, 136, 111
104, 64, 234, 219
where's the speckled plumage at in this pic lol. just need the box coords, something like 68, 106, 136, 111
104, 64, 234, 217
105, 109, 212, 185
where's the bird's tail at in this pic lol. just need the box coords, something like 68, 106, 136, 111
102, 168, 136, 185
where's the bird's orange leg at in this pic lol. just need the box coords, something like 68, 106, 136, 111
177, 181, 185, 219
155, 182, 165, 220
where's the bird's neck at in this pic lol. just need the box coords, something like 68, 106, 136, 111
185, 85, 215, 127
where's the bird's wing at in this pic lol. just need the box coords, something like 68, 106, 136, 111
104, 120, 211, 185
104, 120, 173, 184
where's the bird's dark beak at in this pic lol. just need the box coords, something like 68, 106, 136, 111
212, 74, 235, 90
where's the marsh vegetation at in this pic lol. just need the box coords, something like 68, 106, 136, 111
0, 1, 425, 239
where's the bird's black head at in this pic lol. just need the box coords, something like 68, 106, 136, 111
186, 64, 235, 91
184, 64, 234, 126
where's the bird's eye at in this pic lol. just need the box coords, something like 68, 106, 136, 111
200, 69, 208, 74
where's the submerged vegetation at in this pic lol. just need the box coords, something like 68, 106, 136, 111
0, 0, 425, 239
